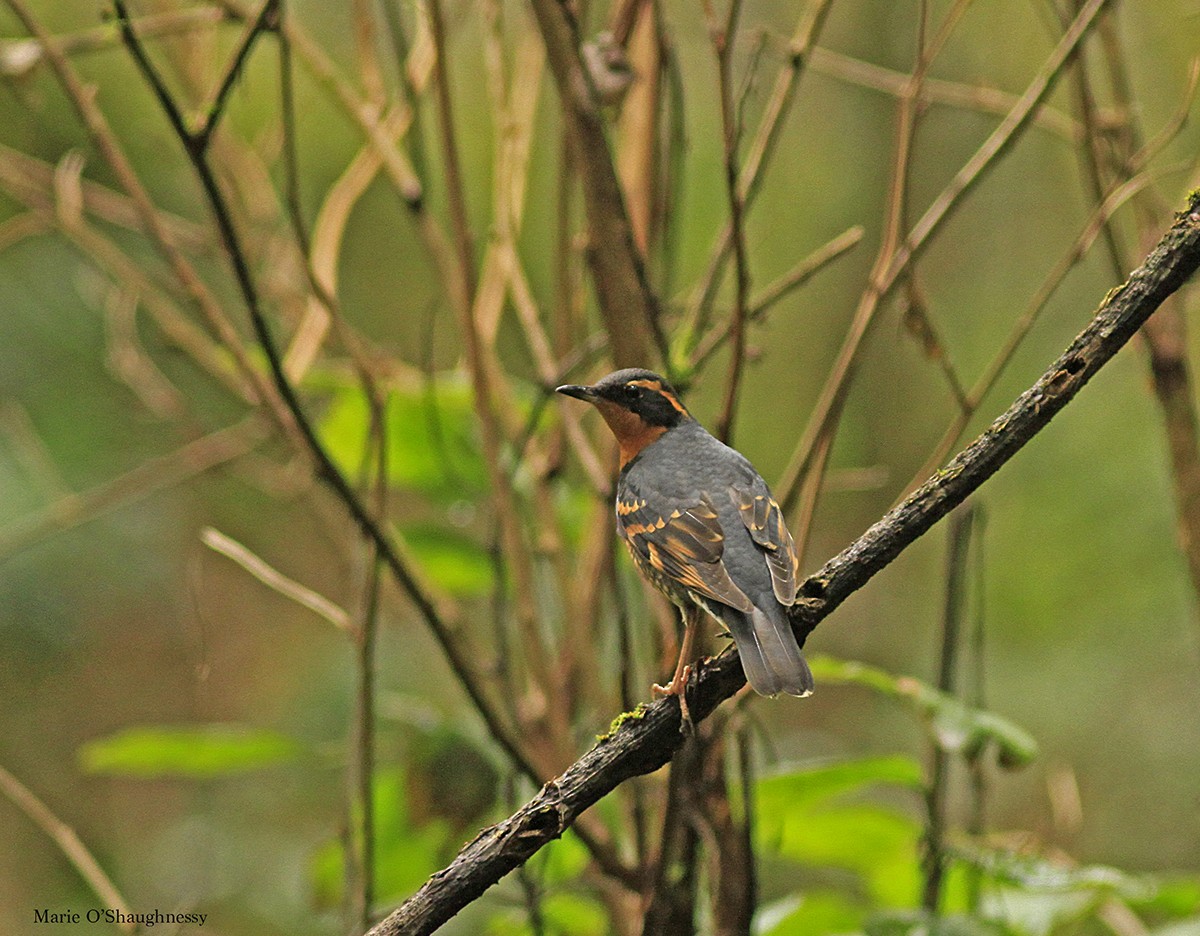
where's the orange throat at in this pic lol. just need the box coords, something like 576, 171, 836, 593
593, 399, 668, 468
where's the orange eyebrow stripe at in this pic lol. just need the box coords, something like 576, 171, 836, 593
628, 379, 688, 415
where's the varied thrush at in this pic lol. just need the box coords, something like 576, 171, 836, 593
557, 368, 814, 720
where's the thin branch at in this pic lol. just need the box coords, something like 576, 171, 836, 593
350, 431, 389, 929
363, 190, 1200, 936
905, 164, 1178, 490
200, 527, 351, 631
776, 0, 1111, 514
689, 225, 865, 370
194, 0, 279, 153
0, 764, 135, 932
528, 0, 666, 367
0, 142, 208, 249
682, 0, 835, 340
427, 0, 477, 300
219, 0, 424, 206
709, 0, 751, 445
779, 0, 960, 526
1088, 20, 1200, 610
0, 420, 266, 560
921, 503, 978, 912
0, 5, 227, 78
3, 0, 295, 437
807, 46, 1081, 142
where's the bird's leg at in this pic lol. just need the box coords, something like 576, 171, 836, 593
652, 604, 700, 732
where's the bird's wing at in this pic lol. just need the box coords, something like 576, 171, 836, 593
728, 482, 800, 606
617, 489, 754, 613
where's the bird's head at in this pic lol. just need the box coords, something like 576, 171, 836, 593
556, 369, 691, 467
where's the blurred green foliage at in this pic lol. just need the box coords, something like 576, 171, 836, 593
2, 0, 1200, 934
79, 724, 300, 778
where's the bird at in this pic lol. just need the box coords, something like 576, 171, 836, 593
557, 368, 813, 722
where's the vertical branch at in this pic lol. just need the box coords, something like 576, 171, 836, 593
351, 0, 386, 105
529, 0, 665, 367
682, 0, 835, 343
704, 723, 756, 936
427, 0, 477, 300
105, 0, 553, 806
921, 502, 977, 912
707, 0, 751, 445
642, 735, 703, 936
426, 0, 558, 728
779, 0, 944, 519
350, 414, 389, 929
965, 507, 989, 912
615, 1, 662, 258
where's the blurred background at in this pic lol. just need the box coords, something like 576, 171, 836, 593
2, 1, 1200, 934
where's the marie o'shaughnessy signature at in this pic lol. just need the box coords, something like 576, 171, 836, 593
35, 908, 208, 927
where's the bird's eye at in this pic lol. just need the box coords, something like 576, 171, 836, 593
624, 384, 642, 398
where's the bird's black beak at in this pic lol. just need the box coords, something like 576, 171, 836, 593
556, 384, 598, 401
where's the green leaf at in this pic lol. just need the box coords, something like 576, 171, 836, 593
756, 891, 864, 936
318, 374, 489, 499
535, 831, 591, 886
756, 756, 925, 907
1131, 877, 1200, 919
757, 754, 924, 811
402, 525, 494, 597
774, 805, 923, 907
953, 846, 1160, 936
809, 655, 1038, 768
311, 766, 449, 908
78, 724, 299, 778
485, 889, 607, 936
541, 893, 608, 935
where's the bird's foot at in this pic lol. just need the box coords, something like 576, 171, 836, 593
652, 664, 693, 734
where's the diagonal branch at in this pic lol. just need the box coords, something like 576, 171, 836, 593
776, 0, 1110, 515
363, 195, 1200, 936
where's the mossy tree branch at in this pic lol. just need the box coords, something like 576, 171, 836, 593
363, 195, 1200, 936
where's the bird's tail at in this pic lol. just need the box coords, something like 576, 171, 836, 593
725, 606, 814, 698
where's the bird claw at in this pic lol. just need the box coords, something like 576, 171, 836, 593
652, 664, 694, 734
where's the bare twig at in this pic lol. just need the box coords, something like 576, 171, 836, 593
776, 0, 1111, 514
193, 0, 279, 153
682, 0, 835, 341
427, 0, 477, 300
708, 0, 751, 445
921, 503, 978, 912
0, 142, 208, 248
0, 420, 266, 560
3, 0, 295, 435
1082, 14, 1200, 609
200, 526, 350, 631
808, 46, 1080, 142
0, 764, 135, 932
906, 165, 1178, 490
528, 0, 665, 366
689, 225, 865, 369
0, 5, 227, 77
